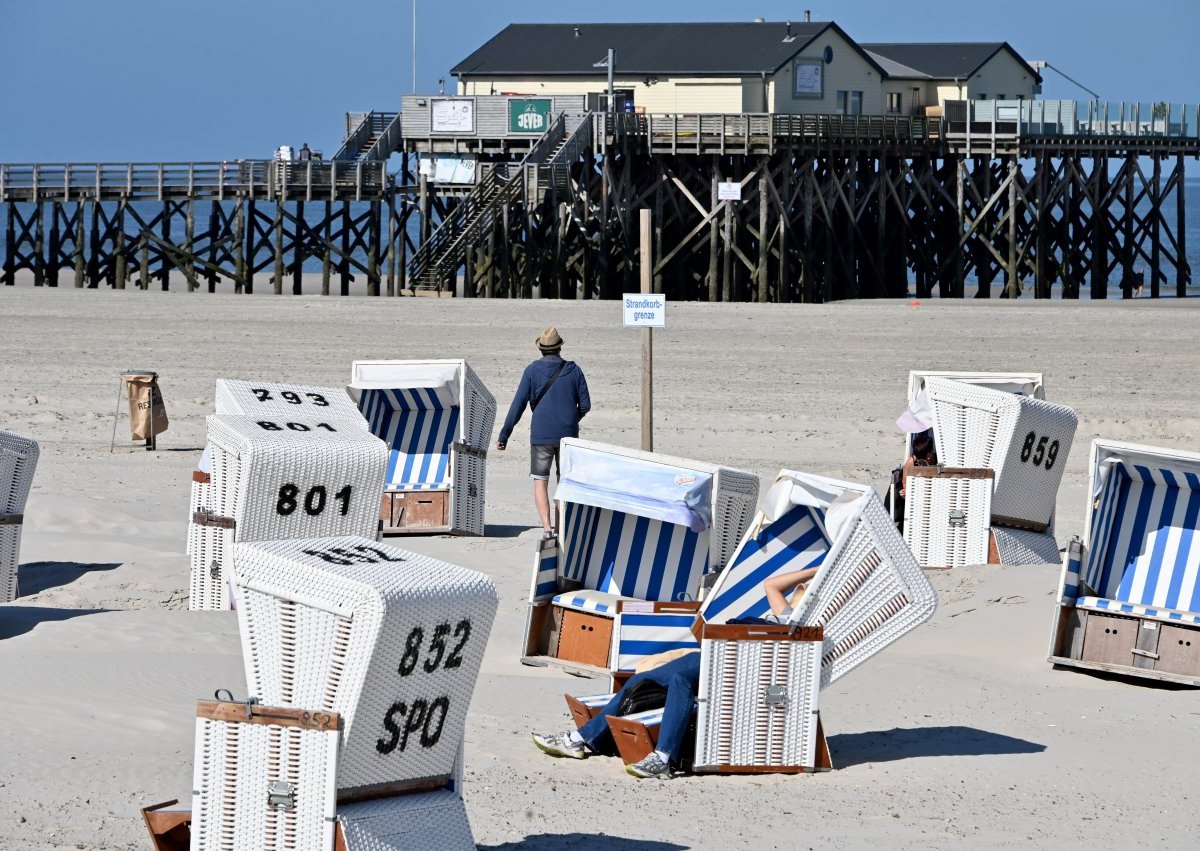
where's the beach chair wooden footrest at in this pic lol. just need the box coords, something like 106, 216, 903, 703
606, 708, 664, 765
381, 489, 450, 533
554, 607, 615, 669
1057, 605, 1200, 680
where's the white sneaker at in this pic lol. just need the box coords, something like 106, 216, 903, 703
626, 751, 673, 779
532, 731, 587, 759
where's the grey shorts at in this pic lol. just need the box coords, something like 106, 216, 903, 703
530, 443, 560, 480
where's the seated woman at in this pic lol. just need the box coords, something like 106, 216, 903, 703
763, 566, 820, 623
899, 429, 938, 497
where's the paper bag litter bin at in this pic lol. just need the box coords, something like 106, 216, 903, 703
119, 370, 168, 447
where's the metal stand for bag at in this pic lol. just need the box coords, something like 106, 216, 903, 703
111, 369, 159, 452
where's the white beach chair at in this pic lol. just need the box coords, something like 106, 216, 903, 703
581, 471, 936, 773
188, 415, 386, 610
925, 376, 1077, 534
348, 359, 496, 537
1049, 439, 1200, 686
189, 699, 341, 851
188, 380, 370, 611
0, 429, 39, 603
522, 438, 759, 675
903, 467, 994, 569
232, 535, 497, 848
897, 372, 1072, 566
214, 378, 366, 423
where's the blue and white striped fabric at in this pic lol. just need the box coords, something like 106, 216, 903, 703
699, 504, 830, 624
569, 694, 666, 727
1075, 596, 1200, 625
575, 693, 613, 709
559, 503, 710, 602
358, 388, 460, 489
615, 612, 700, 671
552, 589, 626, 614
1080, 463, 1200, 612
530, 546, 559, 603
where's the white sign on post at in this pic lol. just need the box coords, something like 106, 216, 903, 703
717, 181, 742, 201
623, 293, 667, 328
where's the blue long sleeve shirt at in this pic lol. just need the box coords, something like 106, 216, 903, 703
498, 354, 591, 446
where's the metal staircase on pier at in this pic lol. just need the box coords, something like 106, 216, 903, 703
407, 112, 593, 292
333, 112, 402, 162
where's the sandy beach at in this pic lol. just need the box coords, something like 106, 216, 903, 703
2, 283, 1199, 850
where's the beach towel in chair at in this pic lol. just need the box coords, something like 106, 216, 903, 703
521, 439, 759, 675
349, 360, 495, 536
1050, 440, 1200, 685
0, 429, 39, 603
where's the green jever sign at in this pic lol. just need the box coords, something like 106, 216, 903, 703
508, 98, 553, 133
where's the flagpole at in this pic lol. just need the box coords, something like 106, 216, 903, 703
412, 0, 417, 94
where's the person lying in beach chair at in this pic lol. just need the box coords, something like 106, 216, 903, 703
533, 650, 700, 780
762, 566, 821, 623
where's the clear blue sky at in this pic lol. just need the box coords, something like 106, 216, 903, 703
1, 0, 1196, 162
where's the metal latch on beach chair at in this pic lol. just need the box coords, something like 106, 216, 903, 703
191, 509, 235, 530
948, 509, 967, 528
451, 440, 488, 460
763, 685, 788, 707
0, 513, 22, 526
267, 781, 296, 811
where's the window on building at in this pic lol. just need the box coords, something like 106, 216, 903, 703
997, 93, 1007, 100
976, 93, 987, 100
911, 88, 922, 111
887, 92, 903, 114
836, 90, 847, 113
850, 91, 863, 115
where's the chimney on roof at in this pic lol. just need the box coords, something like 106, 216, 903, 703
786, 20, 791, 36
574, 26, 581, 38
804, 9, 812, 22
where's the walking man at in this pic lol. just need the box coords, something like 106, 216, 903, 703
496, 327, 591, 533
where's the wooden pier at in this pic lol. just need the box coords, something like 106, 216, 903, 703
2, 101, 1196, 300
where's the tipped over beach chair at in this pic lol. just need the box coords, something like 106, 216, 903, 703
233, 535, 497, 848
188, 414, 386, 610
0, 428, 39, 603
188, 380, 370, 611
1049, 440, 1200, 686
898, 372, 1075, 567
348, 359, 496, 536
570, 471, 937, 773
523, 438, 759, 676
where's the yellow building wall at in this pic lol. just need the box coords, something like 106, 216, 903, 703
768, 29, 883, 114
882, 80, 939, 115
457, 75, 750, 112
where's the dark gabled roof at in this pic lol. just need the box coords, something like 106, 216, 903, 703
860, 42, 1041, 82
452, 22, 885, 77
865, 51, 931, 80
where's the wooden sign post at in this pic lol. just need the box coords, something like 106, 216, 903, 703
622, 211, 665, 452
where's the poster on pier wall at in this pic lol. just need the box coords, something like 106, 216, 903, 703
431, 155, 478, 185
431, 98, 476, 133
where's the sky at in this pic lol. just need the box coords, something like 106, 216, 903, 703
1, 0, 1197, 162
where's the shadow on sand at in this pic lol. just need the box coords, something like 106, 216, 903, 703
484, 524, 540, 539
829, 725, 1045, 768
0, 605, 111, 640
481, 837, 687, 851
18, 561, 121, 596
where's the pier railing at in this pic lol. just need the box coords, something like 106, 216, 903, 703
0, 160, 391, 202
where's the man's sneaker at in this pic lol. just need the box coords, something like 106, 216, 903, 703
532, 731, 587, 759
626, 751, 673, 779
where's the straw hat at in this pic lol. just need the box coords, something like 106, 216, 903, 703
535, 327, 564, 351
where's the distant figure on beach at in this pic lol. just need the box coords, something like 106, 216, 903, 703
496, 327, 591, 534
1135, 266, 1146, 297
298, 142, 312, 162
533, 650, 699, 779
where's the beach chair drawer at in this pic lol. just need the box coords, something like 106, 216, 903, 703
1153, 624, 1200, 677
1080, 611, 1139, 666
555, 608, 614, 669
383, 489, 450, 531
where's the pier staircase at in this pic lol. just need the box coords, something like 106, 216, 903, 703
333, 112, 402, 162
407, 112, 593, 291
